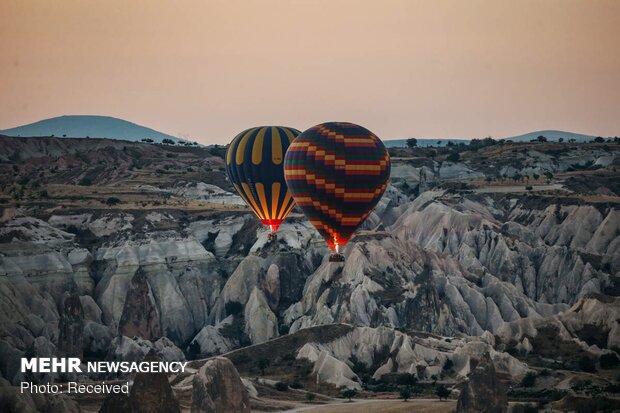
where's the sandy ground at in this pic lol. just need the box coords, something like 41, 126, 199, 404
267, 398, 456, 413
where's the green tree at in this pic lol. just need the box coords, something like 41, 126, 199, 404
578, 356, 597, 373
105, 197, 121, 206
600, 353, 620, 369
436, 384, 450, 401
306, 392, 316, 402
442, 359, 454, 372
406, 138, 418, 148
521, 371, 537, 387
257, 358, 270, 376
274, 382, 288, 391
399, 386, 412, 402
341, 388, 357, 402
447, 152, 460, 162
396, 373, 417, 386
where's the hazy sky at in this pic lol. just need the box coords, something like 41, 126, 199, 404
1, 0, 618, 144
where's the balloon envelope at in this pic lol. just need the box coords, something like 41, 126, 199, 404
284, 122, 390, 251
226, 126, 301, 232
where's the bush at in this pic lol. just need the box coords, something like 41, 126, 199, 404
521, 372, 537, 387
257, 358, 269, 376
578, 356, 597, 373
399, 387, 412, 401
290, 381, 303, 389
436, 384, 450, 401
525, 185, 533, 190
306, 392, 316, 401
78, 177, 92, 186
600, 353, 620, 369
274, 382, 288, 391
443, 359, 454, 371
396, 373, 417, 386
105, 197, 121, 206
406, 138, 417, 148
446, 152, 460, 162
225, 301, 243, 316
512, 404, 538, 413
341, 388, 357, 402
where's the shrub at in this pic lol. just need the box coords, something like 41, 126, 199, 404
105, 197, 121, 206
225, 301, 243, 316
521, 372, 537, 387
578, 356, 597, 373
443, 359, 454, 372
406, 138, 417, 148
257, 358, 269, 376
341, 388, 357, 402
399, 386, 412, 401
274, 382, 288, 391
78, 177, 92, 186
290, 381, 303, 389
436, 384, 450, 401
306, 392, 316, 401
447, 152, 460, 162
396, 373, 417, 386
600, 353, 620, 369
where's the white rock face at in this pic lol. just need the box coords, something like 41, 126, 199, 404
190, 316, 235, 357
89, 214, 134, 237
170, 182, 245, 205
244, 288, 278, 344
95, 238, 221, 345
295, 325, 529, 387
497, 294, 620, 351
187, 215, 250, 256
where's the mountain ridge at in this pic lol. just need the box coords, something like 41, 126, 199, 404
0, 115, 187, 143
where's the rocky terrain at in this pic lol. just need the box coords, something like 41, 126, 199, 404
0, 135, 619, 411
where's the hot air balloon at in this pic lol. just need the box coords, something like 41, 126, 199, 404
226, 126, 301, 240
284, 122, 390, 261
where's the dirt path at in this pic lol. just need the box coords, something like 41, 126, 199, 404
274, 398, 456, 413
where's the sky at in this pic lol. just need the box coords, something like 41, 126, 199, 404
1, 0, 619, 144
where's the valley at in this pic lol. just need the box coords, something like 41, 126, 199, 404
0, 135, 619, 412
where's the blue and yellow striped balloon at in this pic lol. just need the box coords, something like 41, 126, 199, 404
226, 126, 301, 234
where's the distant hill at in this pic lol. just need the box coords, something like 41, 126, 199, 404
384, 138, 469, 148
505, 130, 596, 143
385, 130, 600, 148
0, 115, 186, 143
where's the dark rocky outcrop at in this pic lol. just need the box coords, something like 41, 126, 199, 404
191, 357, 250, 413
99, 350, 180, 413
118, 269, 161, 341
456, 353, 508, 413
57, 291, 84, 359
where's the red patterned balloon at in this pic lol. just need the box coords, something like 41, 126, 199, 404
284, 122, 390, 254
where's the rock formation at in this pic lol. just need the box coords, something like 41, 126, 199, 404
190, 357, 250, 413
118, 268, 161, 340
99, 350, 181, 413
57, 291, 84, 358
456, 353, 508, 413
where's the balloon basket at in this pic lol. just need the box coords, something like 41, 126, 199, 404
268, 233, 278, 241
329, 253, 345, 262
